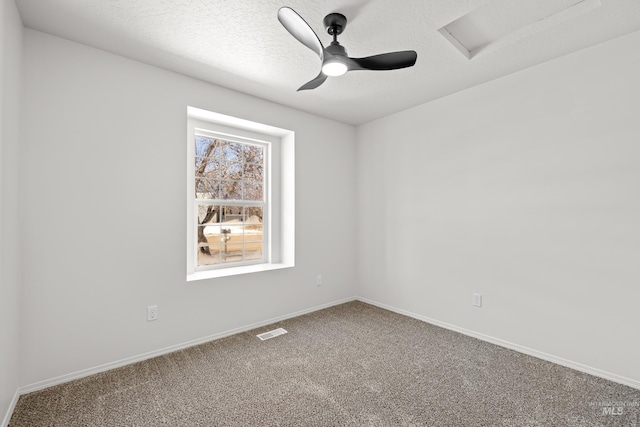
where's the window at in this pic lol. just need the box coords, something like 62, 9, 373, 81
194, 134, 267, 267
187, 107, 295, 280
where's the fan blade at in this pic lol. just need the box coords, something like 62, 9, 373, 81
348, 51, 417, 71
297, 72, 328, 91
278, 7, 324, 62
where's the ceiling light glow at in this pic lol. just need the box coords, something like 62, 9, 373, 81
322, 60, 348, 76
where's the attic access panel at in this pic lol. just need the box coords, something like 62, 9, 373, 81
439, 0, 601, 59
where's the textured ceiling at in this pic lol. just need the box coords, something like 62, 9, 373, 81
15, 0, 640, 125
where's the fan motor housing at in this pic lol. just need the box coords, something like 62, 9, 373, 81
324, 13, 347, 35
326, 43, 347, 56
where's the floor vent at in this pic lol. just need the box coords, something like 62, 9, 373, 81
257, 328, 288, 341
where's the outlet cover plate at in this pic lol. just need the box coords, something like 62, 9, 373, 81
147, 305, 158, 321
472, 293, 482, 307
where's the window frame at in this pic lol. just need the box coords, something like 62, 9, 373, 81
188, 119, 276, 272
193, 129, 269, 270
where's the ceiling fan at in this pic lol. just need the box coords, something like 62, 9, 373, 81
277, 7, 418, 91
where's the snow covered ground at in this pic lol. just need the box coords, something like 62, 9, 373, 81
203, 217, 262, 237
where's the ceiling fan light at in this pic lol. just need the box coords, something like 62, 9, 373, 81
322, 60, 348, 76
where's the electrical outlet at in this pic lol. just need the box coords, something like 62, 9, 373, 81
147, 305, 158, 321
316, 275, 322, 286
472, 293, 482, 307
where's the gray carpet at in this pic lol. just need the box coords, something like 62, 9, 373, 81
10, 301, 640, 426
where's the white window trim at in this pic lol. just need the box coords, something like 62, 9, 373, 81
186, 107, 295, 281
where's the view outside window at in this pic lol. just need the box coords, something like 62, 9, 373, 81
194, 135, 265, 267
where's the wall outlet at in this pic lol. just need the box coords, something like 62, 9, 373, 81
316, 275, 322, 286
472, 293, 482, 307
147, 305, 158, 321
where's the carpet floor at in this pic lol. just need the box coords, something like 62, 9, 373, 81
9, 301, 640, 426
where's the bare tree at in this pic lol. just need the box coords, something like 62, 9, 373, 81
195, 141, 214, 256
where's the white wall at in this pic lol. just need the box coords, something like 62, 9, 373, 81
357, 31, 640, 384
19, 29, 357, 387
0, 0, 23, 421
13, 10, 640, 398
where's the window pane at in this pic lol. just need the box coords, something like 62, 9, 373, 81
195, 156, 219, 178
195, 136, 215, 158
243, 163, 263, 180
245, 243, 263, 261
220, 161, 242, 180
220, 180, 242, 200
243, 144, 264, 164
220, 206, 243, 245
243, 181, 263, 201
244, 207, 262, 242
220, 205, 243, 224
222, 141, 243, 162
198, 224, 220, 244
244, 207, 263, 224
198, 205, 219, 225
195, 178, 219, 200
244, 225, 262, 243
198, 245, 221, 265
221, 244, 243, 263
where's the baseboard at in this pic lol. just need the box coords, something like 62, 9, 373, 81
356, 297, 640, 391
17, 294, 636, 400
19, 296, 357, 395
2, 389, 20, 427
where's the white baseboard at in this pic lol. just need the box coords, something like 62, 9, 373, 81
15, 294, 639, 400
2, 389, 20, 427
356, 297, 640, 391
18, 296, 357, 395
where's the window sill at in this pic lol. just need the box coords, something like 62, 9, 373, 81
187, 263, 293, 282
